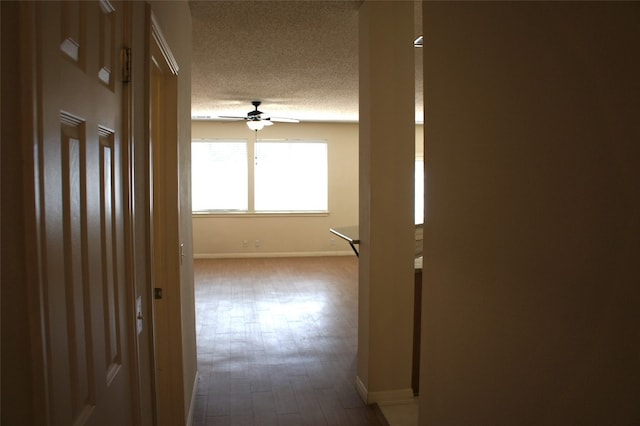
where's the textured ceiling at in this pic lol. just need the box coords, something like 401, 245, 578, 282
190, 0, 423, 123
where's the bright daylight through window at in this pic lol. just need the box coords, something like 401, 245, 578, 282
192, 139, 328, 213
192, 140, 248, 212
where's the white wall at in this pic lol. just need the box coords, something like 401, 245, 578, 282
421, 3, 640, 424
192, 120, 359, 257
357, 0, 417, 403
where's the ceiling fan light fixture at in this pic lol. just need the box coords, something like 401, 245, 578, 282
246, 120, 265, 131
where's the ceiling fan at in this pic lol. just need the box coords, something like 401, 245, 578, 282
219, 101, 300, 131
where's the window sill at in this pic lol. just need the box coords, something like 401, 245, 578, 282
192, 211, 330, 218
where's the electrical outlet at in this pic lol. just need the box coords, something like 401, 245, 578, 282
242, 240, 248, 248
255, 240, 261, 247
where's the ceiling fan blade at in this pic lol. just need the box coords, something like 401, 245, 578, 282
217, 115, 246, 120
269, 117, 300, 123
217, 102, 300, 126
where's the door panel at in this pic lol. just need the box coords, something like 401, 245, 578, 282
59, 115, 96, 421
37, 1, 133, 424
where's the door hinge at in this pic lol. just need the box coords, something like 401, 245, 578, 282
121, 47, 132, 83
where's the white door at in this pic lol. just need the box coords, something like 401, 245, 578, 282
35, 1, 134, 423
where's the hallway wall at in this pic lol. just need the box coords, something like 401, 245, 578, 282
421, 3, 640, 424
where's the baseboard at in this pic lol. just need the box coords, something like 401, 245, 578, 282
193, 250, 354, 259
355, 376, 415, 406
355, 375, 369, 403
186, 371, 199, 426
371, 388, 415, 406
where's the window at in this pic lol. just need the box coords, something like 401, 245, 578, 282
255, 141, 327, 212
192, 140, 248, 212
192, 139, 328, 213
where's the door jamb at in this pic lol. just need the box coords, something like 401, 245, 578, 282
145, 6, 181, 424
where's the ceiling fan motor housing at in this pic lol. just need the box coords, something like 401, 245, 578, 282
248, 101, 263, 118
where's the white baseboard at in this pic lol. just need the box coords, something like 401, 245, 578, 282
355, 376, 415, 405
193, 250, 354, 259
186, 371, 199, 426
355, 375, 369, 403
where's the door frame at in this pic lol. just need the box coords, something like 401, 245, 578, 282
144, 6, 183, 424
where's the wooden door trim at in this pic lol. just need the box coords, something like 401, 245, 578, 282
150, 12, 179, 76
145, 6, 182, 424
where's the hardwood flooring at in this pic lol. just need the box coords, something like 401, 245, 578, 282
191, 256, 386, 426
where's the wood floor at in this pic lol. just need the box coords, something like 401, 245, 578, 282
191, 256, 386, 426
